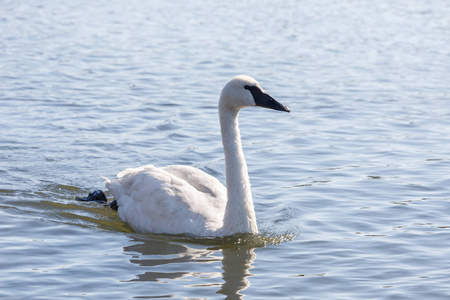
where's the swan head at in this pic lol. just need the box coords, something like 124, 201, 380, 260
220, 75, 290, 113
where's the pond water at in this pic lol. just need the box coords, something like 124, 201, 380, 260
1, 0, 449, 299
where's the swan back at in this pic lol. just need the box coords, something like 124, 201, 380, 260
106, 165, 227, 236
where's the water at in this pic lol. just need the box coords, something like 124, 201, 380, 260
1, 0, 449, 299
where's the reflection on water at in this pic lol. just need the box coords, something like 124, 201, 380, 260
124, 236, 256, 299
124, 237, 219, 282
218, 248, 255, 299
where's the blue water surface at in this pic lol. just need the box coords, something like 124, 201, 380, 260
1, 0, 449, 299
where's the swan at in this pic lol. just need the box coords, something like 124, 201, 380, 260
103, 75, 290, 237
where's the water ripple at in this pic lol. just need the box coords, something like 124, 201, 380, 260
1, 0, 450, 299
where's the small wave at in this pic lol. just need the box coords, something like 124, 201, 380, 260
138, 230, 298, 250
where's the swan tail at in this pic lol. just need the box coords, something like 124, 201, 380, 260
100, 175, 111, 184
100, 176, 120, 211
101, 175, 124, 205
101, 175, 117, 195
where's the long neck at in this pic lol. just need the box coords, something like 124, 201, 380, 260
219, 105, 258, 235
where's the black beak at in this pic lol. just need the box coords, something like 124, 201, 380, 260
245, 85, 290, 112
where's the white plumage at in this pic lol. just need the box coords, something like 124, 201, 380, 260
104, 75, 290, 236
105, 165, 226, 236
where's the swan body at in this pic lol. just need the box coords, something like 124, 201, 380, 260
105, 75, 290, 236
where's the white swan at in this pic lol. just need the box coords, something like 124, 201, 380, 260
104, 75, 290, 236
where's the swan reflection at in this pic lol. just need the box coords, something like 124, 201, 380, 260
123, 236, 256, 299
217, 248, 256, 298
